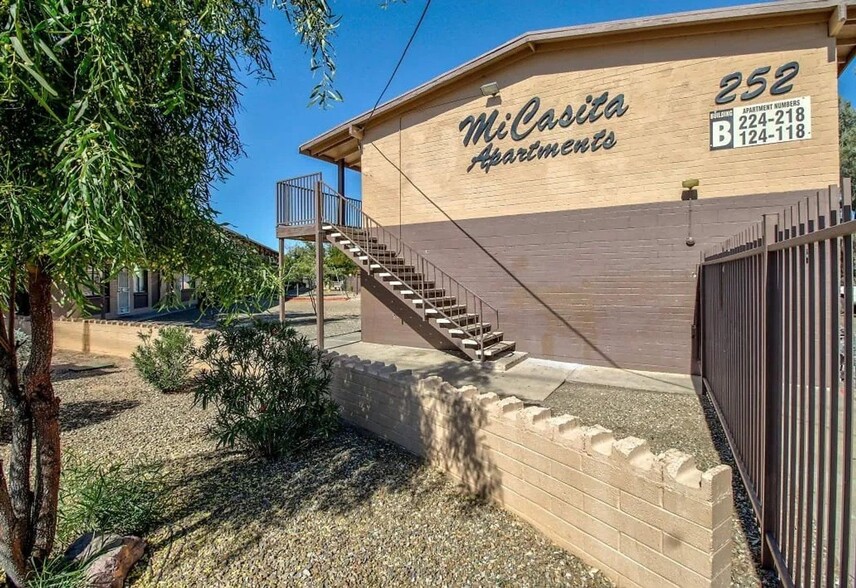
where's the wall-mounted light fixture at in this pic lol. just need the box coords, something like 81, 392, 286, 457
480, 82, 500, 97
681, 179, 700, 247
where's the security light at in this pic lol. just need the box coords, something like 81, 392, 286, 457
681, 179, 699, 247
480, 82, 500, 97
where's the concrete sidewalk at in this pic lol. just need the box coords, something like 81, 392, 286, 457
327, 340, 698, 402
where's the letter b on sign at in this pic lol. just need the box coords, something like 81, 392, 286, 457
709, 111, 734, 150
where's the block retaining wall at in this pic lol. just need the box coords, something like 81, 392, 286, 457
53, 318, 209, 358
326, 351, 733, 588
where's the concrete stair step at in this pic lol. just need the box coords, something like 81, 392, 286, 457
462, 331, 504, 348
475, 340, 518, 361
412, 296, 456, 307
401, 288, 445, 298
435, 313, 480, 326
448, 323, 492, 338
387, 279, 436, 289
479, 350, 528, 371
424, 304, 468, 316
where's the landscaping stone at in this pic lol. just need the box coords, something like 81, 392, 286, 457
64, 532, 146, 588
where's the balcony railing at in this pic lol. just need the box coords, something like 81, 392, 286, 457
276, 173, 362, 228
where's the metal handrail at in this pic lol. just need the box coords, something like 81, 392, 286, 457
318, 182, 499, 359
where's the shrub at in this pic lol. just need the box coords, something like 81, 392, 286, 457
194, 321, 339, 460
58, 453, 166, 545
132, 326, 195, 393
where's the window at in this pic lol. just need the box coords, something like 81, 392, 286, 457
133, 269, 148, 293
81, 267, 106, 297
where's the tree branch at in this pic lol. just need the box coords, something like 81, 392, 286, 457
0, 462, 15, 538
7, 266, 15, 351
0, 284, 9, 355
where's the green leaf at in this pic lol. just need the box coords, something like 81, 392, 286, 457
9, 36, 33, 65
36, 38, 66, 72
20, 63, 58, 96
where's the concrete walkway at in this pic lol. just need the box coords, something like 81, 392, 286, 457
327, 340, 698, 402
541, 359, 699, 395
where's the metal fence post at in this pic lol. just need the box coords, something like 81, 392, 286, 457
698, 251, 706, 380
315, 180, 325, 351
761, 213, 780, 569
278, 237, 285, 323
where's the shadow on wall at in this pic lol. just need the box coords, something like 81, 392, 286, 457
329, 356, 503, 501
412, 377, 500, 500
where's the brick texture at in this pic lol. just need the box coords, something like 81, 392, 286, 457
327, 351, 732, 588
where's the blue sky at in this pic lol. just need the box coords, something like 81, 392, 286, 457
216, 0, 856, 247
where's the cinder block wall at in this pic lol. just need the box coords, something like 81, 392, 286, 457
53, 318, 208, 358
327, 352, 733, 588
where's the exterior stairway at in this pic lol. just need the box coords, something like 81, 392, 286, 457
275, 173, 515, 361
322, 223, 516, 361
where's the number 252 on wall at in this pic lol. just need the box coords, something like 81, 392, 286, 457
709, 61, 811, 151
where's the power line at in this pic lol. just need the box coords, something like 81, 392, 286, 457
364, 0, 432, 126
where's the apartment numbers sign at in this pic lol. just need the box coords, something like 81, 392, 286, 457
710, 96, 812, 150
709, 61, 811, 151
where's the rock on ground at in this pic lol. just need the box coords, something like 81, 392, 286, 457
64, 532, 146, 588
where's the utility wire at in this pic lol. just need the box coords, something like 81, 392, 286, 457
360, 0, 431, 247
364, 0, 432, 126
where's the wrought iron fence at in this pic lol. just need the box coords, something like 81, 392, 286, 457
699, 182, 855, 587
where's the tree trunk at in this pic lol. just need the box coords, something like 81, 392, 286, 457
24, 263, 60, 564
0, 261, 61, 586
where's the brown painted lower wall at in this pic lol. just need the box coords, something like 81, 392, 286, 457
362, 189, 819, 373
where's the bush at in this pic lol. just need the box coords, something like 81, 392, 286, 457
194, 321, 339, 460
58, 453, 166, 545
132, 326, 195, 393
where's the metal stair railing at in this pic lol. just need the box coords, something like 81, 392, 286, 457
318, 181, 499, 360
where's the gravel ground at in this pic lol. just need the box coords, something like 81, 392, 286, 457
137, 296, 362, 342
1, 352, 612, 587
544, 382, 777, 588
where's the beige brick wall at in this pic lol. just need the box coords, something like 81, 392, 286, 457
361, 20, 838, 226
327, 352, 733, 588
53, 319, 208, 358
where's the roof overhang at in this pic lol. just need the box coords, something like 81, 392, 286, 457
300, 0, 856, 171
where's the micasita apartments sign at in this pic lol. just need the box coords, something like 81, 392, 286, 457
458, 92, 628, 173
458, 60, 808, 174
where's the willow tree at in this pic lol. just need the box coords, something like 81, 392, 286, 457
0, 0, 339, 583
